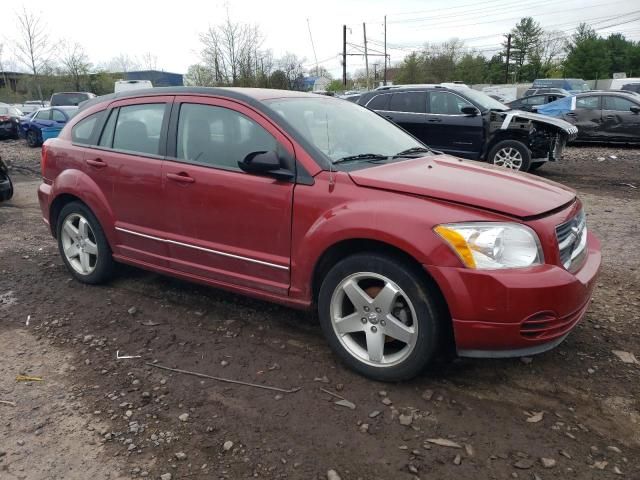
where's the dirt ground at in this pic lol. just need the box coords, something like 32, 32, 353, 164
1, 139, 639, 480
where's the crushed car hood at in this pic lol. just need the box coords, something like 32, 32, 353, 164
499, 109, 579, 137
348, 155, 576, 218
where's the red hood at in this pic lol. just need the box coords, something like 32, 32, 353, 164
348, 155, 576, 218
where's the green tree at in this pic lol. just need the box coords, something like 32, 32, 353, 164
564, 24, 611, 79
395, 53, 425, 84
269, 70, 289, 89
506, 17, 543, 81
455, 54, 486, 84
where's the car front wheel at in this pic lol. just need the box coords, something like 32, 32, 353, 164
318, 253, 442, 381
488, 140, 531, 172
56, 202, 115, 284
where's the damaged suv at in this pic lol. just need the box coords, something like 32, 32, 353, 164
357, 84, 578, 172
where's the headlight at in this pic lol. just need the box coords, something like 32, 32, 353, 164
434, 222, 543, 269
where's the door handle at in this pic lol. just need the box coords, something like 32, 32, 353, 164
605, 115, 615, 119
166, 172, 195, 184
427, 118, 442, 123
565, 112, 576, 117
86, 158, 107, 168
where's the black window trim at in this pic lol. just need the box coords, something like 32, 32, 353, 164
165, 99, 302, 183
84, 101, 172, 160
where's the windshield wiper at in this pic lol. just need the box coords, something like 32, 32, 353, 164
393, 146, 432, 158
333, 153, 389, 164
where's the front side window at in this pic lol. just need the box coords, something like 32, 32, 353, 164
35, 110, 50, 120
576, 96, 600, 110
603, 96, 636, 112
176, 103, 277, 170
527, 96, 546, 106
428, 91, 472, 115
72, 111, 103, 145
112, 103, 165, 155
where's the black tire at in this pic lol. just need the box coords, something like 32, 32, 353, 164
318, 253, 443, 381
56, 201, 114, 284
26, 129, 41, 148
528, 161, 545, 172
487, 139, 532, 172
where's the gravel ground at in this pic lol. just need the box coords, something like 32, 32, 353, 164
1, 139, 639, 480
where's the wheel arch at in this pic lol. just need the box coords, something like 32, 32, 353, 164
311, 238, 455, 355
484, 130, 530, 160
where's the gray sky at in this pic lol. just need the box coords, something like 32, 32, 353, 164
2, 0, 639, 77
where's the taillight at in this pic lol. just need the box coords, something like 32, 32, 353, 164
41, 144, 49, 178
0, 115, 9, 121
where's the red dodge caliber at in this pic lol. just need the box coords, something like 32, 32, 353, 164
38, 87, 601, 381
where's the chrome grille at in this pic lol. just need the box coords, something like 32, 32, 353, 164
556, 210, 587, 270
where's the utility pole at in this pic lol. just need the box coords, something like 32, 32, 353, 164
342, 25, 347, 87
383, 15, 388, 86
504, 34, 511, 84
363, 22, 369, 90
307, 18, 319, 76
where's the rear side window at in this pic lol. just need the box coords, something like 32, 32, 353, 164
72, 112, 103, 145
112, 104, 166, 155
526, 96, 546, 106
52, 109, 67, 122
603, 96, 636, 111
367, 94, 390, 110
176, 103, 277, 171
99, 109, 118, 148
576, 96, 600, 109
389, 92, 426, 113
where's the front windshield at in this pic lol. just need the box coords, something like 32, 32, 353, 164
265, 97, 424, 163
451, 87, 509, 111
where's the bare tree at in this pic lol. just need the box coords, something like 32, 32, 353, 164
200, 13, 263, 85
107, 53, 140, 73
60, 42, 91, 91
141, 52, 158, 71
278, 52, 305, 89
0, 43, 9, 90
14, 7, 56, 100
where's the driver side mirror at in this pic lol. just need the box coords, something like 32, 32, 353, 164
238, 151, 294, 181
461, 106, 480, 116
630, 106, 640, 114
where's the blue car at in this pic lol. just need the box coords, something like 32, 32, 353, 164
20, 106, 78, 147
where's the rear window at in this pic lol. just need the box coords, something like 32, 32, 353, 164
51, 93, 91, 106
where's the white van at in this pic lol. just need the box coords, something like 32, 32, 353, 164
114, 80, 153, 93
610, 77, 640, 90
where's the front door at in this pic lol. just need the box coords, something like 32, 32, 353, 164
565, 95, 602, 141
162, 96, 295, 295
601, 95, 640, 142
425, 91, 484, 158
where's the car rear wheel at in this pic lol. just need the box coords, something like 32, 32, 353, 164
56, 202, 114, 284
488, 140, 531, 172
26, 130, 41, 148
318, 253, 442, 381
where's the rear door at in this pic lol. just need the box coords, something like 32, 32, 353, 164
85, 96, 174, 266
382, 91, 428, 142
32, 109, 54, 131
601, 95, 640, 142
564, 95, 602, 141
425, 90, 483, 158
161, 96, 295, 295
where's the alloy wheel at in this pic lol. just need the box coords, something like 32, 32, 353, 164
329, 272, 418, 367
493, 147, 523, 170
60, 213, 99, 275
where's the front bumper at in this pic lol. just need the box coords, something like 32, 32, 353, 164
425, 231, 601, 358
